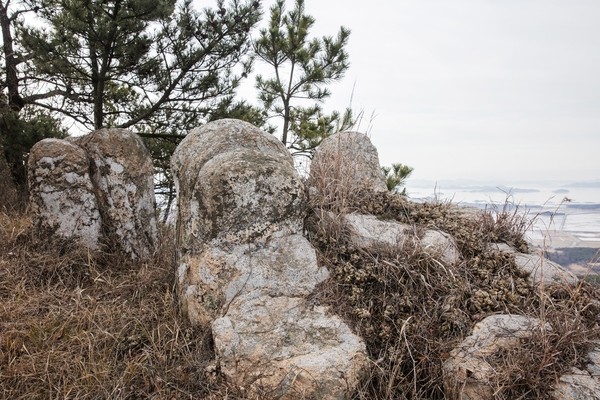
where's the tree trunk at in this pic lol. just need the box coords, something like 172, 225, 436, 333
0, 144, 19, 211
0, 1, 24, 111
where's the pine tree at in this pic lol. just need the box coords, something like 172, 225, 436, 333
254, 0, 351, 157
0, 0, 66, 203
382, 163, 414, 196
19, 0, 261, 133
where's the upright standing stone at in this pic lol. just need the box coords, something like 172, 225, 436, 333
310, 131, 388, 193
172, 119, 367, 399
172, 118, 304, 249
28, 138, 102, 249
76, 128, 158, 259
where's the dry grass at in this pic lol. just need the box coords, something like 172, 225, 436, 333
306, 149, 600, 399
0, 211, 249, 399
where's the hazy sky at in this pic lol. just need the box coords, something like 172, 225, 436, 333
240, 0, 600, 183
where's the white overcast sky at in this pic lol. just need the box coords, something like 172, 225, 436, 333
239, 0, 600, 184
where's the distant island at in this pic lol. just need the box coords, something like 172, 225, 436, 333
565, 181, 600, 189
466, 186, 540, 194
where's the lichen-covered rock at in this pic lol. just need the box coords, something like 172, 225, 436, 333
443, 314, 550, 400
213, 290, 366, 399
513, 253, 578, 286
172, 119, 367, 399
172, 119, 304, 248
554, 344, 600, 399
76, 128, 158, 259
487, 243, 578, 287
178, 234, 329, 326
310, 131, 387, 193
344, 213, 460, 265
28, 138, 102, 249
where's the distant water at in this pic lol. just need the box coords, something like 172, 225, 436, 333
408, 181, 600, 245
409, 182, 600, 208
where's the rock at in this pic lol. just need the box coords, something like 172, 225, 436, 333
172, 119, 367, 399
513, 253, 578, 286
421, 229, 460, 265
172, 119, 304, 247
344, 213, 460, 265
443, 314, 550, 400
76, 128, 158, 259
178, 234, 330, 326
486, 242, 516, 253
554, 343, 600, 399
487, 243, 578, 286
213, 290, 366, 399
28, 138, 102, 250
310, 131, 388, 193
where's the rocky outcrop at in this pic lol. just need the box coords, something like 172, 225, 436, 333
444, 314, 600, 400
344, 213, 459, 265
27, 129, 157, 258
28, 138, 102, 250
443, 314, 551, 399
310, 131, 388, 193
172, 119, 304, 247
172, 119, 367, 399
487, 243, 578, 287
75, 129, 158, 259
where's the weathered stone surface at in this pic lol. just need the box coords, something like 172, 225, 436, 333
554, 344, 600, 399
421, 229, 460, 265
443, 314, 550, 400
77, 128, 158, 259
213, 290, 366, 399
178, 234, 329, 326
172, 119, 367, 399
487, 242, 578, 286
513, 253, 578, 286
28, 138, 102, 249
172, 119, 304, 248
311, 131, 387, 193
344, 213, 459, 265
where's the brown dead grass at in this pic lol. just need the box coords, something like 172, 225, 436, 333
0, 211, 246, 399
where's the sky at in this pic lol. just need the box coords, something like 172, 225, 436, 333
238, 0, 600, 184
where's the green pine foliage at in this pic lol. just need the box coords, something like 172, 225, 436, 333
254, 0, 352, 157
382, 163, 414, 196
20, 0, 261, 133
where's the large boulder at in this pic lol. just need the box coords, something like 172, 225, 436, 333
28, 129, 158, 259
76, 128, 158, 259
213, 290, 366, 399
28, 138, 102, 250
172, 119, 367, 399
172, 119, 304, 248
310, 131, 388, 193
177, 234, 329, 326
